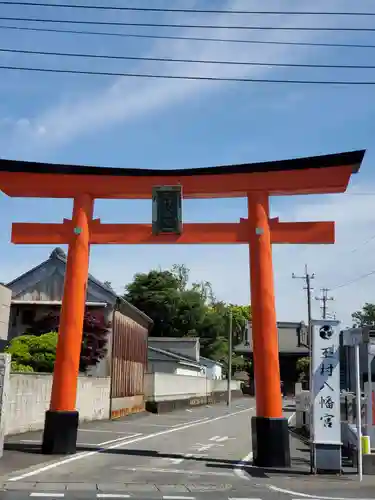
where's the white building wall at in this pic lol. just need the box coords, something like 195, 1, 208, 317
175, 366, 204, 377
0, 285, 11, 341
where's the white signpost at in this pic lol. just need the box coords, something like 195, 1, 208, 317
342, 327, 367, 481
311, 319, 341, 473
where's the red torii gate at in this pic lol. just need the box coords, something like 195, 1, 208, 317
0, 149, 364, 467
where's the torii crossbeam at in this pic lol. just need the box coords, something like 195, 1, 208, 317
0, 149, 365, 468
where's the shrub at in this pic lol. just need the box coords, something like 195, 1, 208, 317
6, 310, 109, 373
6, 332, 58, 373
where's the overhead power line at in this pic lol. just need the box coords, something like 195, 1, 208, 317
4, 46, 375, 69
1, 1, 375, 16
2, 16, 375, 31
2, 24, 375, 50
331, 270, 375, 290
3, 64, 375, 84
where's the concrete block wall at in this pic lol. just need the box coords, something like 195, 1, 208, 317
144, 372, 241, 402
4, 373, 110, 435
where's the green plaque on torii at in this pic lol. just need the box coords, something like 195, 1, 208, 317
152, 185, 182, 235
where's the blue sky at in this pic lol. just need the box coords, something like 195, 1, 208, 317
0, 0, 375, 327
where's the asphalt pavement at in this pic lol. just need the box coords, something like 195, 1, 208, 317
1, 398, 375, 500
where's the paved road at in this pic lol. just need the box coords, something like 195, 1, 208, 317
2, 398, 375, 500
3, 399, 257, 494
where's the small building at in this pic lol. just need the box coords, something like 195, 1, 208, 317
199, 356, 223, 380
147, 337, 206, 376
235, 321, 309, 394
148, 337, 200, 362
148, 346, 205, 376
6, 247, 153, 418
147, 337, 220, 378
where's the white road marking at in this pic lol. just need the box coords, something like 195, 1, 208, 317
30, 494, 65, 498
171, 418, 209, 427
9, 406, 255, 481
268, 485, 373, 500
216, 436, 229, 442
121, 466, 235, 477
209, 435, 220, 441
163, 457, 185, 465
78, 429, 136, 434
185, 409, 193, 412
184, 452, 208, 458
109, 423, 170, 428
21, 440, 99, 446
191, 443, 215, 452
162, 497, 195, 500
97, 495, 130, 498
228, 498, 262, 500
234, 450, 253, 481
19, 435, 141, 447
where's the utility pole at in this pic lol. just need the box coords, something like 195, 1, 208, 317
292, 264, 315, 473
292, 264, 315, 333
315, 288, 334, 320
227, 310, 233, 407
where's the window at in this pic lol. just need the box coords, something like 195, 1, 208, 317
21, 309, 36, 325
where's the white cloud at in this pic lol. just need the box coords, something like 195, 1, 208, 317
0, 0, 350, 155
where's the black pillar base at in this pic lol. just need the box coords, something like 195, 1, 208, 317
251, 416, 291, 467
42, 410, 79, 455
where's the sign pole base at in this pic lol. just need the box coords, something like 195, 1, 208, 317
314, 443, 342, 473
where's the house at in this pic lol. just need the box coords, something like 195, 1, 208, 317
199, 356, 223, 380
148, 337, 200, 362
147, 337, 206, 377
147, 337, 222, 378
148, 346, 205, 376
235, 321, 309, 394
6, 247, 153, 418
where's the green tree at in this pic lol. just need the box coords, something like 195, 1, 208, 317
352, 303, 375, 327
296, 356, 310, 382
125, 265, 252, 363
192, 280, 216, 305
228, 304, 251, 345
171, 264, 190, 292
125, 269, 182, 337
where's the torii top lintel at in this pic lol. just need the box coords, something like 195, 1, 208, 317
0, 149, 364, 199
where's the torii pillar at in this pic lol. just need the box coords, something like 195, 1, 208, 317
43, 194, 93, 454
248, 192, 288, 466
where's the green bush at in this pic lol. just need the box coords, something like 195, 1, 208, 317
11, 361, 34, 373
6, 332, 58, 373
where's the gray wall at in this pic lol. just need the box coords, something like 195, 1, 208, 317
0, 285, 11, 342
